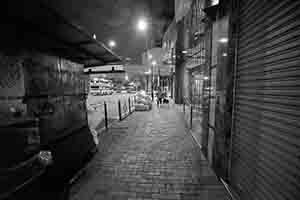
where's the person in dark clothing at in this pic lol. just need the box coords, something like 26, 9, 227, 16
157, 89, 163, 107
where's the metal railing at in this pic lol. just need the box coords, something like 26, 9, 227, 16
87, 96, 136, 134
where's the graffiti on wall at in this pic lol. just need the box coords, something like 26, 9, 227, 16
0, 54, 22, 89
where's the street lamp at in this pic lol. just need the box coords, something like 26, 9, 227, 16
108, 40, 116, 48
137, 17, 154, 100
136, 18, 149, 53
144, 70, 151, 92
137, 18, 148, 32
151, 61, 157, 100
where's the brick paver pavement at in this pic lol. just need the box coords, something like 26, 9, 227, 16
69, 105, 231, 200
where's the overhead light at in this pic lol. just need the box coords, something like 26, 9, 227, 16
222, 53, 228, 57
212, 0, 219, 6
218, 37, 228, 43
145, 70, 151, 74
152, 61, 157, 66
93, 34, 97, 39
204, 76, 209, 80
182, 50, 188, 54
148, 54, 153, 59
137, 18, 148, 32
108, 40, 116, 48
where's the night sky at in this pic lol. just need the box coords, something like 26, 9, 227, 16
44, 0, 174, 64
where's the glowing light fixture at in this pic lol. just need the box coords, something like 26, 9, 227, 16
145, 70, 151, 74
218, 37, 228, 43
137, 18, 148, 32
211, 0, 219, 6
108, 40, 116, 48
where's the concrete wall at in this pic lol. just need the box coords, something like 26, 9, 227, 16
0, 49, 95, 180
0, 53, 26, 119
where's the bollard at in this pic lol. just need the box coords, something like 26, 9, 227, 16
190, 105, 193, 128
118, 100, 122, 121
104, 102, 108, 130
128, 98, 131, 113
132, 97, 135, 111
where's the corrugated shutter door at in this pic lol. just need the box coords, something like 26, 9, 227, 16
231, 0, 300, 199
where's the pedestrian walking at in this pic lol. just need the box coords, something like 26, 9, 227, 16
156, 89, 163, 107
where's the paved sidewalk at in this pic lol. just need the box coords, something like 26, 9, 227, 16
69, 105, 230, 200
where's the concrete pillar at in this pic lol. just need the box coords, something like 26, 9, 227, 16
146, 74, 149, 91
175, 20, 185, 104
0, 49, 95, 180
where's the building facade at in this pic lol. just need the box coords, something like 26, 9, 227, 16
167, 0, 300, 199
162, 20, 177, 98
142, 48, 174, 95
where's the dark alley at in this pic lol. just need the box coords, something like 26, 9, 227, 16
0, 0, 299, 200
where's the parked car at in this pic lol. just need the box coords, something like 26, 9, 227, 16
107, 89, 114, 95
135, 91, 152, 111
127, 88, 137, 94
101, 89, 113, 95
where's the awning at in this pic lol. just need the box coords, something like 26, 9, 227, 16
0, 0, 122, 67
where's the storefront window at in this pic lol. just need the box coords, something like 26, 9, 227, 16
191, 73, 203, 105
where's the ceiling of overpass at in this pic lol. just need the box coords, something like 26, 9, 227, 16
42, 0, 174, 64
0, 0, 123, 66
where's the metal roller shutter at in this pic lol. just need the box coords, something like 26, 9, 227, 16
231, 0, 300, 199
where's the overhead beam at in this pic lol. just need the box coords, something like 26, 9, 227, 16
84, 70, 125, 74
73, 40, 94, 46
84, 60, 123, 68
